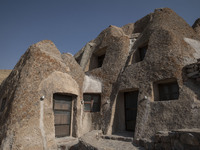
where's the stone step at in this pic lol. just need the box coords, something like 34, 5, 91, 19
56, 137, 79, 150
101, 135, 133, 142
56, 131, 142, 150
78, 130, 141, 150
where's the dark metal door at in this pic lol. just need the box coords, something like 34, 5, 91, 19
53, 94, 72, 137
124, 91, 138, 132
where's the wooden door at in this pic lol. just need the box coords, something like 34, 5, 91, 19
53, 94, 72, 137
124, 91, 138, 132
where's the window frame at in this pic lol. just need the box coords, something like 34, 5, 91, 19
154, 79, 180, 101
83, 93, 101, 112
158, 82, 179, 101
154, 79, 179, 101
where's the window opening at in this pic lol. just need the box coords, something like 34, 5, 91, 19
98, 54, 105, 68
139, 45, 148, 61
158, 81, 179, 101
88, 47, 107, 71
83, 94, 101, 112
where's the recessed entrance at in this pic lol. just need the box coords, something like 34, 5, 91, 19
53, 94, 72, 137
124, 91, 138, 132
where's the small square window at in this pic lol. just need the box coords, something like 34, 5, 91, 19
158, 81, 179, 101
83, 94, 101, 112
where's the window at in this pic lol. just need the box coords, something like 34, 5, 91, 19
83, 94, 101, 112
139, 45, 148, 61
98, 54, 105, 68
130, 44, 148, 64
158, 81, 179, 101
88, 47, 107, 71
0, 98, 6, 112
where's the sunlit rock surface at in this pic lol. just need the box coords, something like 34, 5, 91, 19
0, 8, 200, 150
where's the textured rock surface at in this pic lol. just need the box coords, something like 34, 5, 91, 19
184, 60, 200, 82
1, 8, 200, 150
75, 7, 200, 140
76, 130, 142, 150
75, 25, 130, 135
0, 70, 11, 84
138, 129, 200, 150
0, 40, 84, 149
193, 18, 200, 36
114, 8, 200, 139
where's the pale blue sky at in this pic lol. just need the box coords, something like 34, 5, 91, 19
0, 0, 200, 69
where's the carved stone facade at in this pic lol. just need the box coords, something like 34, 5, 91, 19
0, 8, 200, 150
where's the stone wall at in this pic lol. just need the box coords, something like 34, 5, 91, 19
193, 18, 200, 36
185, 60, 200, 82
138, 129, 200, 150
0, 70, 11, 85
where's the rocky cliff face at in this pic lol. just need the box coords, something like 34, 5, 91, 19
193, 18, 200, 36
75, 7, 200, 140
0, 8, 200, 150
0, 40, 84, 149
117, 8, 200, 139
0, 70, 12, 85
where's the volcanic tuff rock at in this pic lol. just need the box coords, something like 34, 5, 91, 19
0, 8, 200, 150
0, 70, 11, 85
0, 40, 84, 149
193, 18, 200, 36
